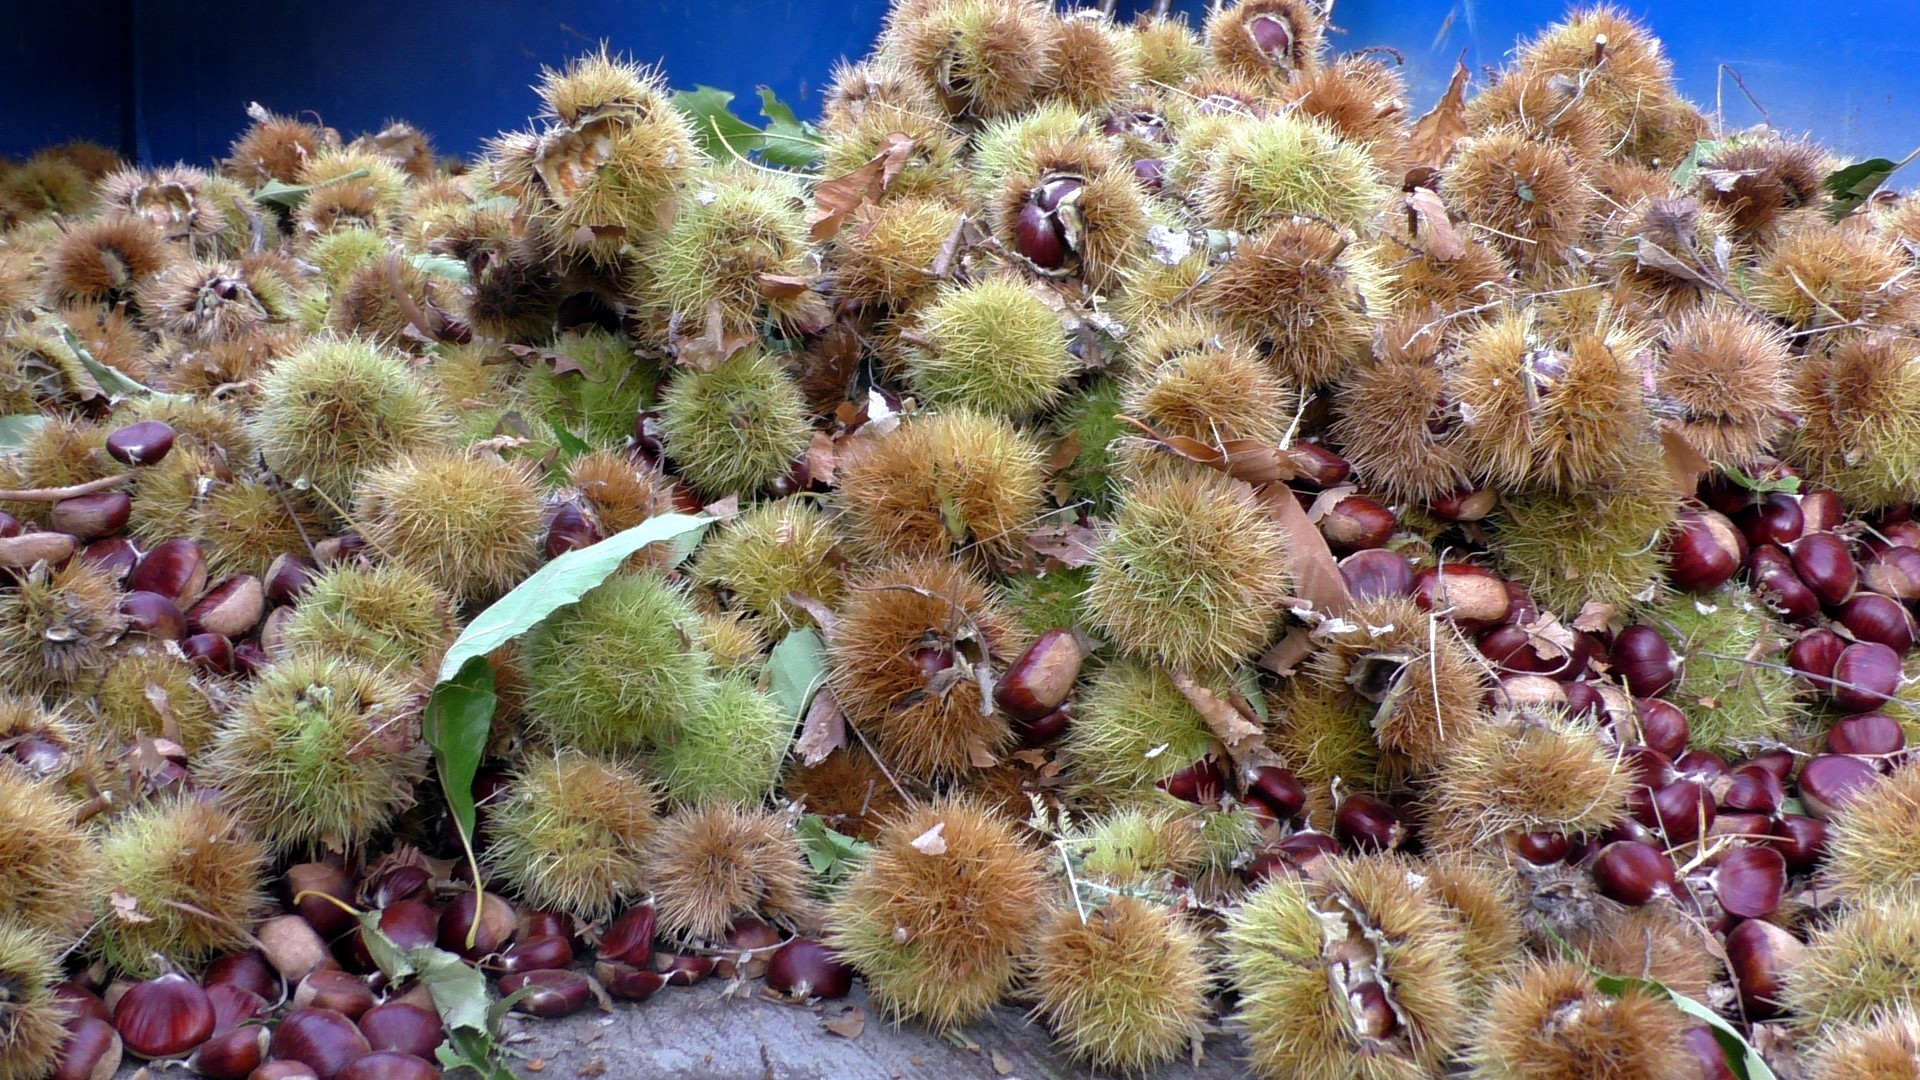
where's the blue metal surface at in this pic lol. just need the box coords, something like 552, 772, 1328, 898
0, 1, 1914, 166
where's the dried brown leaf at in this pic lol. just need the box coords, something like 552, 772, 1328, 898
1116, 416, 1300, 485
805, 431, 838, 486
755, 272, 813, 299
1258, 627, 1318, 677
1257, 484, 1354, 617
1023, 521, 1099, 569
823, 1007, 866, 1039
795, 686, 847, 766
1403, 187, 1465, 261
1166, 668, 1262, 759
1659, 425, 1713, 497
1406, 56, 1471, 170
807, 132, 915, 243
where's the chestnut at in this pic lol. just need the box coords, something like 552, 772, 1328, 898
594, 960, 667, 1003
993, 629, 1085, 723
1725, 918, 1803, 1020
1770, 814, 1829, 871
1428, 485, 1498, 522
1789, 627, 1848, 685
128, 538, 209, 602
764, 938, 854, 1000
1338, 548, 1416, 602
1015, 704, 1071, 745
52, 982, 111, 1024
1713, 845, 1787, 919
188, 1026, 270, 1080
653, 952, 716, 987
1721, 765, 1786, 815
114, 972, 215, 1059
1287, 443, 1352, 488
544, 501, 602, 558
287, 863, 358, 940
188, 575, 266, 639
255, 914, 335, 984
1245, 765, 1305, 821
1734, 492, 1803, 548
1507, 830, 1571, 865
492, 935, 573, 975
1800, 490, 1846, 533
105, 420, 176, 465
363, 866, 430, 910
1830, 641, 1902, 712
1638, 780, 1714, 844
377, 899, 440, 952
1158, 758, 1225, 805
1590, 840, 1675, 906
714, 919, 784, 980
1682, 1025, 1737, 1080
596, 904, 656, 966
335, 1052, 441, 1080
1748, 544, 1820, 624
80, 536, 141, 580
1790, 532, 1857, 607
499, 970, 592, 1017
1666, 509, 1743, 591
1609, 626, 1679, 698
270, 1007, 370, 1079
120, 590, 187, 640
1837, 592, 1916, 654
1334, 793, 1404, 852
207, 984, 270, 1034
250, 1063, 322, 1080
181, 632, 235, 673
294, 970, 376, 1020
1412, 563, 1510, 632
49, 491, 131, 540
1318, 495, 1396, 553
1800, 754, 1882, 819
264, 553, 319, 605
52, 1015, 122, 1080
0, 530, 79, 569
204, 951, 279, 1005
1827, 713, 1906, 759
1632, 699, 1690, 758
436, 890, 516, 961
357, 1003, 444, 1059
1863, 545, 1920, 601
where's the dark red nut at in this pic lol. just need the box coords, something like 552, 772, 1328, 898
1800, 490, 1846, 533
1666, 509, 1744, 591
0, 530, 79, 568
1722, 765, 1786, 815
50, 491, 131, 540
52, 1016, 122, 1080
188, 575, 265, 639
1508, 830, 1571, 865
1565, 679, 1609, 721
1319, 495, 1397, 553
1638, 780, 1714, 844
1725, 918, 1803, 1020
596, 905, 657, 967
764, 938, 854, 1000
493, 935, 573, 976
1245, 11, 1296, 62
1338, 548, 1416, 602
1862, 545, 1920, 602
1131, 157, 1167, 192
500, 970, 592, 1017
1714, 845, 1788, 919
1622, 745, 1678, 789
1745, 749, 1797, 782
1158, 758, 1225, 805
128, 538, 208, 602
1800, 754, 1882, 819
1748, 544, 1821, 624
653, 951, 717, 986
1413, 563, 1511, 632
80, 536, 141, 579
357, 1003, 444, 1059
517, 910, 570, 944
1012, 200, 1067, 270
313, 534, 366, 567
544, 502, 602, 558
912, 646, 953, 675
1831, 641, 1903, 712
1675, 750, 1731, 785
594, 960, 667, 1002
1839, 593, 1917, 655
1791, 532, 1858, 607
1591, 840, 1676, 906
105, 420, 175, 465
188, 1026, 269, 1080
1682, 1025, 1737, 1080
1287, 443, 1352, 489
1734, 493, 1804, 548
251, 1062, 323, 1080
436, 890, 516, 962
1709, 812, 1774, 844
287, 863, 357, 939
204, 950, 278, 1007
994, 629, 1085, 722
1770, 814, 1829, 871
114, 973, 215, 1059
1828, 713, 1907, 759
271, 1007, 370, 1079
264, 553, 318, 606
0, 510, 17, 539
1334, 793, 1405, 852
293, 970, 376, 1021
1246, 765, 1305, 821
714, 919, 784, 980
376, 899, 440, 952
1348, 981, 1399, 1040
1790, 627, 1849, 686
181, 632, 234, 673
1428, 485, 1498, 522
120, 590, 187, 640
1015, 704, 1072, 745
335, 1052, 440, 1080
1632, 699, 1690, 758
363, 866, 430, 910
52, 982, 111, 1025
206, 984, 268, 1034
1609, 626, 1679, 698
1480, 625, 1562, 676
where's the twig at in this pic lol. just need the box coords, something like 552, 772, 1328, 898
1717, 64, 1771, 129
0, 472, 133, 502
847, 719, 914, 805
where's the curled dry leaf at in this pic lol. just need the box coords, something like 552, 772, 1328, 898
823, 1007, 866, 1039
1403, 187, 1465, 261
1406, 56, 1471, 171
1304, 484, 1360, 524
805, 432, 838, 486
1256, 483, 1355, 617
1023, 521, 1099, 569
910, 822, 948, 855
1166, 668, 1262, 761
807, 131, 916, 242
1116, 416, 1300, 486
1659, 426, 1714, 497
794, 686, 848, 766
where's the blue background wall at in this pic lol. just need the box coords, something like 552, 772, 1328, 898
3, 1, 1916, 168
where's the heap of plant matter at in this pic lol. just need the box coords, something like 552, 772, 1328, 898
1, 2, 1919, 1077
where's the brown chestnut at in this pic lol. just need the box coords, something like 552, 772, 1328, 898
114, 972, 215, 1059
993, 628, 1085, 723
1338, 548, 1416, 602
128, 538, 208, 602
188, 1026, 269, 1080
499, 970, 592, 1017
357, 1002, 444, 1059
49, 491, 131, 540
188, 575, 265, 639
105, 420, 175, 465
51, 1016, 122, 1080
764, 938, 854, 1000
1725, 918, 1803, 1020
270, 1007, 370, 1079
1666, 509, 1743, 591
436, 890, 516, 961
335, 1052, 441, 1080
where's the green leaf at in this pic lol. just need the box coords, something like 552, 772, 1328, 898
58, 326, 172, 401
1593, 974, 1775, 1080
1671, 138, 1723, 189
766, 627, 828, 720
795, 813, 873, 884
410, 944, 492, 1035
356, 910, 418, 982
548, 420, 593, 465
671, 85, 765, 161
0, 414, 50, 452
433, 512, 714, 684
409, 252, 472, 285
757, 87, 824, 169
421, 656, 497, 843
1722, 464, 1800, 496
1824, 150, 1918, 220
253, 167, 373, 209
1235, 665, 1269, 725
